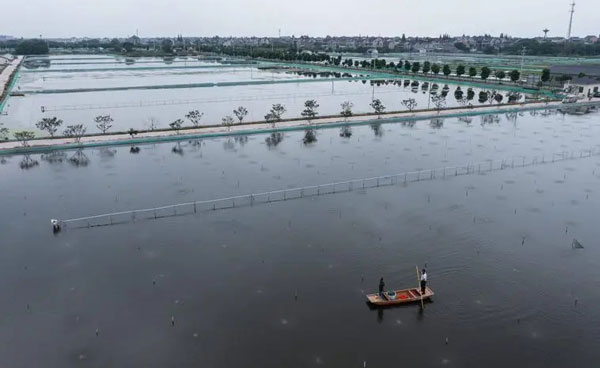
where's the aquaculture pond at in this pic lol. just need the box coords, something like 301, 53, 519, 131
1, 56, 527, 136
1, 110, 600, 367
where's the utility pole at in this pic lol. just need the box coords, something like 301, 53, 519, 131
567, 2, 575, 39
520, 46, 526, 77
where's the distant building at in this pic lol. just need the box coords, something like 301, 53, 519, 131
549, 64, 600, 78
365, 48, 378, 57
565, 76, 600, 97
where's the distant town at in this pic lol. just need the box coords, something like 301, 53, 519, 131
1, 32, 600, 57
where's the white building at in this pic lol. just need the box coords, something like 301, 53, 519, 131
565, 76, 600, 97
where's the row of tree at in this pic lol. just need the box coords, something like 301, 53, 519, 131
3, 89, 524, 146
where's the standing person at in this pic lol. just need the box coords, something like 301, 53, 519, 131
420, 269, 428, 295
379, 277, 385, 297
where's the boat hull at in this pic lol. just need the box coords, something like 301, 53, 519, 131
366, 287, 434, 306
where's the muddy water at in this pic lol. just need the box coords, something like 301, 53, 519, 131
0, 111, 599, 367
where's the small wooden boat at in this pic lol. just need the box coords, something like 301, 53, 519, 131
366, 287, 434, 306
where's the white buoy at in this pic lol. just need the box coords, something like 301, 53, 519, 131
51, 219, 61, 232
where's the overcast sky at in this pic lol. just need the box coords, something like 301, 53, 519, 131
3, 0, 598, 39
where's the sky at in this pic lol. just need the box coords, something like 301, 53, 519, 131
2, 0, 598, 39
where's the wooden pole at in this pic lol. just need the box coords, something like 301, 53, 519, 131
416, 266, 424, 309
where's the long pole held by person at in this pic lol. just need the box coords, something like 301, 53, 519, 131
416, 266, 424, 309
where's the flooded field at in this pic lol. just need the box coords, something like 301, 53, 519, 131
1, 109, 599, 367
1, 56, 527, 135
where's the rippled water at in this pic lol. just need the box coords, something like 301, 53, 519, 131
1, 110, 599, 367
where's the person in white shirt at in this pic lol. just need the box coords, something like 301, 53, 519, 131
420, 269, 428, 295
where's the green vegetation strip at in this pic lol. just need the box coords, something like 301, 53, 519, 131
263, 61, 553, 97
0, 70, 20, 114
3, 101, 598, 156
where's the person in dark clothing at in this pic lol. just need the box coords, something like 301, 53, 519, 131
420, 269, 428, 295
379, 277, 385, 297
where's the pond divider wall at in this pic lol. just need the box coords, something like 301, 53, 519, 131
55, 147, 600, 230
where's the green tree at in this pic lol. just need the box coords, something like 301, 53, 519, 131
468, 67, 477, 78
404, 61, 412, 71
443, 64, 451, 76
494, 94, 504, 103
340, 101, 353, 121
169, 119, 184, 133
301, 100, 319, 123
508, 70, 521, 82
13, 131, 35, 147
122, 42, 134, 52
185, 110, 204, 127
495, 70, 506, 80
541, 68, 551, 82
161, 39, 174, 53
0, 122, 8, 140
110, 38, 121, 52
94, 115, 113, 134
265, 104, 286, 127
35, 117, 63, 137
233, 106, 248, 123
480, 67, 491, 80
456, 64, 466, 77
15, 39, 49, 55
222, 116, 234, 130
370, 99, 386, 118
422, 61, 431, 74
63, 124, 87, 143
431, 64, 441, 75
411, 62, 421, 73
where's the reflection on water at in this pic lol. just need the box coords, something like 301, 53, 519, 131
1, 111, 600, 367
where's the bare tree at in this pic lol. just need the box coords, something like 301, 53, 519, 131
185, 110, 204, 127
340, 101, 353, 121
370, 99, 386, 118
35, 117, 63, 137
145, 117, 159, 131
222, 116, 234, 131
401, 98, 418, 112
233, 106, 248, 123
63, 124, 87, 143
431, 95, 446, 113
14, 131, 36, 147
301, 99, 319, 123
486, 90, 498, 105
169, 119, 184, 133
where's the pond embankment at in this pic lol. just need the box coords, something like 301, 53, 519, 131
1, 99, 599, 155
0, 56, 23, 113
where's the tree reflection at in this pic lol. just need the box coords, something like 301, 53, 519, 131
430, 118, 444, 129
303, 129, 317, 144
480, 114, 501, 125
234, 135, 248, 145
99, 147, 117, 158
458, 116, 473, 124
41, 151, 66, 164
19, 154, 39, 169
339, 125, 352, 138
265, 132, 284, 148
129, 145, 141, 154
370, 122, 383, 137
69, 149, 89, 167
172, 142, 184, 155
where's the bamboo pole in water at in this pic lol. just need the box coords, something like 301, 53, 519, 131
416, 266, 424, 309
